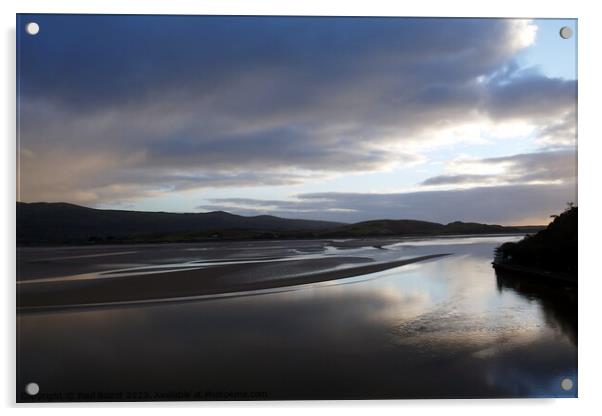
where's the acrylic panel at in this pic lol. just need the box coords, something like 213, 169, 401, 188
16, 14, 577, 402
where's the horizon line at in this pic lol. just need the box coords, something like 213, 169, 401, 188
16, 200, 550, 227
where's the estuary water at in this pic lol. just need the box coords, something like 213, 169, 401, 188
16, 235, 577, 401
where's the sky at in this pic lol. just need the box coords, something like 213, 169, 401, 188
17, 15, 577, 225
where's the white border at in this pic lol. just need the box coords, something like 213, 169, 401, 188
2, 1, 601, 415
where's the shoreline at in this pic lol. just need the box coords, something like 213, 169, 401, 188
18, 253, 450, 310
492, 262, 576, 285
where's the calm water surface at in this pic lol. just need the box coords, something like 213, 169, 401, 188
17, 235, 577, 401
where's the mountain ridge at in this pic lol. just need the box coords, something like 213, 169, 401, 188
17, 202, 543, 245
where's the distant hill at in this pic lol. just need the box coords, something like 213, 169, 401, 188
333, 219, 443, 237
16, 202, 342, 244
16, 202, 540, 245
495, 206, 577, 280
329, 219, 522, 237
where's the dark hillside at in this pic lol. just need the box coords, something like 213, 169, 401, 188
495, 206, 577, 279
16, 202, 342, 244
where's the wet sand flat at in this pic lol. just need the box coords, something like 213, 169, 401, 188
17, 254, 448, 309
17, 240, 332, 281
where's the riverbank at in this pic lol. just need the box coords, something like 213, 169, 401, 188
492, 262, 576, 285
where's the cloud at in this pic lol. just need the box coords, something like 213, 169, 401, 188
200, 182, 576, 225
19, 17, 536, 110
535, 113, 577, 147
17, 16, 576, 210
421, 174, 499, 187
421, 150, 576, 187
482, 64, 576, 121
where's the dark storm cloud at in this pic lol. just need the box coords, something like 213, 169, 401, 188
421, 150, 576, 186
17, 15, 576, 209
202, 182, 576, 225
19, 16, 520, 111
484, 69, 577, 121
